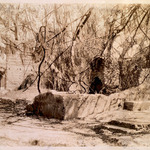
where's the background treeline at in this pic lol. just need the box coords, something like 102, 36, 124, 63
0, 4, 149, 93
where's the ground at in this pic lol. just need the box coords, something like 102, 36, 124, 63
0, 86, 150, 149
0, 96, 105, 147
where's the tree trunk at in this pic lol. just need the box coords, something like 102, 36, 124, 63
37, 47, 46, 93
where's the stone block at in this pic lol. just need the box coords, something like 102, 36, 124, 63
124, 101, 150, 111
26, 92, 65, 120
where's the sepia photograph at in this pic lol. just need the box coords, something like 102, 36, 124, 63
0, 0, 150, 149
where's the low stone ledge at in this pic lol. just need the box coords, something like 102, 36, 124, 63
26, 92, 125, 120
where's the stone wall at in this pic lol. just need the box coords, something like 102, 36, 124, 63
6, 53, 37, 90
28, 91, 124, 121
62, 93, 124, 120
119, 47, 150, 90
26, 81, 150, 121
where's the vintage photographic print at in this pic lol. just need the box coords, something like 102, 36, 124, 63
0, 0, 150, 149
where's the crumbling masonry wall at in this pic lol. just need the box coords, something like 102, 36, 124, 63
5, 53, 37, 90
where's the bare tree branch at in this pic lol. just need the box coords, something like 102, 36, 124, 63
41, 4, 63, 22
132, 8, 150, 40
